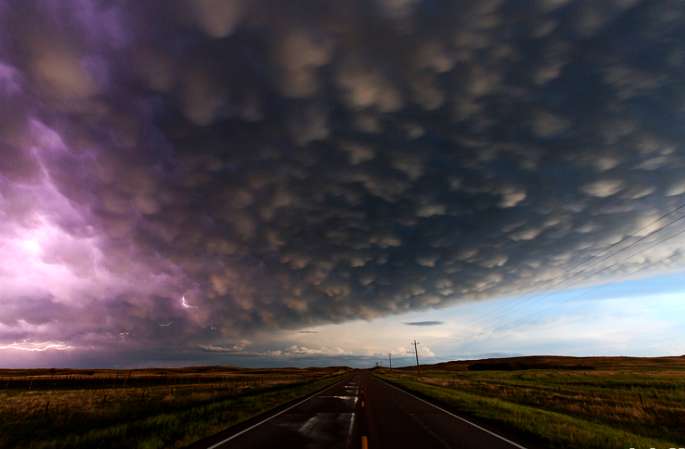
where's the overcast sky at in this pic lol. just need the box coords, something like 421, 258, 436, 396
1, 0, 685, 368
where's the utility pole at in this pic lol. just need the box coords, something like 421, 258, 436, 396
388, 353, 392, 369
412, 340, 420, 376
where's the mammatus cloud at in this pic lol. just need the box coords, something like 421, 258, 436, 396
1, 0, 685, 365
404, 321, 444, 326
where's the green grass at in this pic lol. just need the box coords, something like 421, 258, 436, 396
377, 356, 685, 449
0, 367, 347, 449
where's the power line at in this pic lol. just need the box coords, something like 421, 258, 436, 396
482, 220, 685, 336
473, 209, 685, 328
466, 201, 685, 330
455, 203, 685, 351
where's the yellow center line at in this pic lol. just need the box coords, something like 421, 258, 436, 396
361, 435, 368, 449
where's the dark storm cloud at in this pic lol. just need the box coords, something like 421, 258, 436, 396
1, 0, 685, 362
404, 321, 444, 326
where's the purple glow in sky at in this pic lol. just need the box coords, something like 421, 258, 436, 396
1, 0, 685, 367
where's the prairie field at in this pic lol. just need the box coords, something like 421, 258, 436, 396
0, 366, 347, 449
378, 355, 685, 449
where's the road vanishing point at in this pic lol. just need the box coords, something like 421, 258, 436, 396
197, 371, 529, 449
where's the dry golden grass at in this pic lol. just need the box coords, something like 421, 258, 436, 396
379, 355, 685, 449
0, 366, 348, 449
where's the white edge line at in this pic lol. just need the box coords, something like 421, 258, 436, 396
379, 377, 529, 449
205, 376, 350, 449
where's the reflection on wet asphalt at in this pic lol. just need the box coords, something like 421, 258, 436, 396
211, 372, 528, 449
216, 376, 361, 449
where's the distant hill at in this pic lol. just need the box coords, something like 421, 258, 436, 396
406, 355, 685, 371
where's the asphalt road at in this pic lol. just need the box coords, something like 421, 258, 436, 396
204, 372, 528, 449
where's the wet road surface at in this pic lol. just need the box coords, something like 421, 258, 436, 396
206, 372, 527, 449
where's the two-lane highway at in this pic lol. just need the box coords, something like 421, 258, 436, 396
204, 371, 527, 449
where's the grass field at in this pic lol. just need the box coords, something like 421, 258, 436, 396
377, 355, 685, 449
0, 366, 348, 449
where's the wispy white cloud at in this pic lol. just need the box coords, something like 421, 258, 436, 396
0, 341, 74, 352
